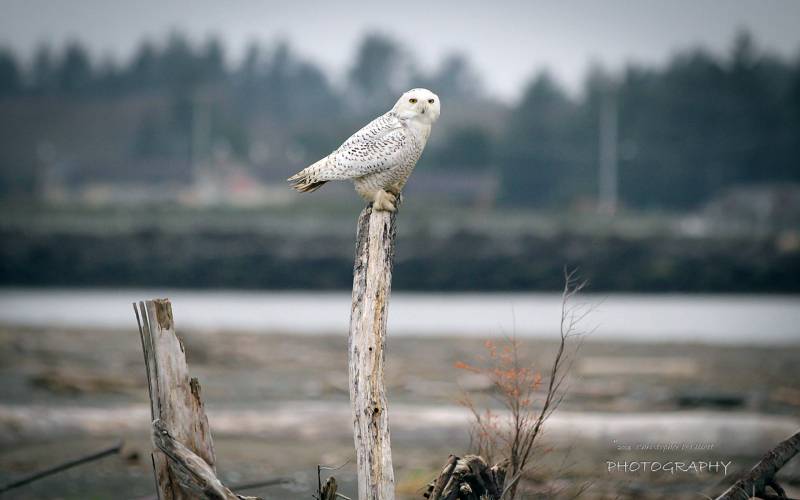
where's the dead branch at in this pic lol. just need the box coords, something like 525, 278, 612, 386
0, 441, 123, 495
152, 420, 259, 500
715, 429, 800, 500
229, 477, 291, 492
520, 270, 586, 454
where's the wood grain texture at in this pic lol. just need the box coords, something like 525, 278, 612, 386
135, 299, 218, 500
152, 420, 258, 500
348, 206, 397, 500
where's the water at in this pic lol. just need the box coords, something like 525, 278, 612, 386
0, 288, 798, 344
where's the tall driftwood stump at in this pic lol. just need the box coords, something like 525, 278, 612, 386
349, 206, 397, 500
135, 299, 256, 500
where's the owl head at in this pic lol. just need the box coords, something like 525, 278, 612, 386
393, 88, 440, 124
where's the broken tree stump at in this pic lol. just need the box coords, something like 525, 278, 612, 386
134, 299, 257, 500
349, 206, 397, 500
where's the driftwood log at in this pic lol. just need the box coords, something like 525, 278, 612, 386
135, 299, 258, 500
716, 429, 800, 500
424, 455, 507, 500
152, 420, 257, 500
348, 206, 397, 500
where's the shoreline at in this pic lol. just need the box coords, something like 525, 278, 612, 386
1, 289, 799, 344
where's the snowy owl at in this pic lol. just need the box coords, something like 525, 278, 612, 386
288, 88, 440, 211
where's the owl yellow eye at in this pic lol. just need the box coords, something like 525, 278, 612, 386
409, 98, 417, 104
428, 98, 435, 104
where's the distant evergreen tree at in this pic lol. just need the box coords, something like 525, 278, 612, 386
256, 41, 338, 122
57, 42, 92, 93
31, 45, 57, 93
615, 30, 799, 209
128, 41, 160, 89
0, 48, 21, 96
727, 31, 797, 184
234, 42, 265, 117
198, 37, 226, 84
787, 60, 800, 173
498, 72, 583, 207
347, 34, 408, 111
94, 58, 123, 95
420, 54, 482, 101
239, 42, 262, 84
263, 42, 293, 119
430, 127, 493, 170
159, 32, 200, 92
0, 29, 797, 207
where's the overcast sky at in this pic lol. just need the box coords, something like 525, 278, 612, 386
2, 0, 799, 100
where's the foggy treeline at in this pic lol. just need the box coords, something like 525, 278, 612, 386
0, 30, 798, 210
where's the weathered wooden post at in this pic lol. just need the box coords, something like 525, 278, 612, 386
134, 299, 255, 500
348, 206, 397, 500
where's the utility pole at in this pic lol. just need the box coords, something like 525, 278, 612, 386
597, 89, 619, 216
191, 93, 211, 185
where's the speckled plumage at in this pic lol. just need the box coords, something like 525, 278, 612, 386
288, 88, 440, 211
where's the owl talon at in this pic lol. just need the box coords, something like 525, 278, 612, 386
373, 190, 397, 212
387, 188, 403, 207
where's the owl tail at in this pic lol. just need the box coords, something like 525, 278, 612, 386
287, 163, 328, 193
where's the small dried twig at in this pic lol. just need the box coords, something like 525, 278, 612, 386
0, 441, 123, 495
230, 477, 292, 493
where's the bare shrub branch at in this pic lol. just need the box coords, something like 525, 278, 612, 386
455, 269, 590, 499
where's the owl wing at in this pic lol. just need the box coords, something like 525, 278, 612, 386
317, 112, 412, 180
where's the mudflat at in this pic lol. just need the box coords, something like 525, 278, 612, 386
1, 327, 798, 499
